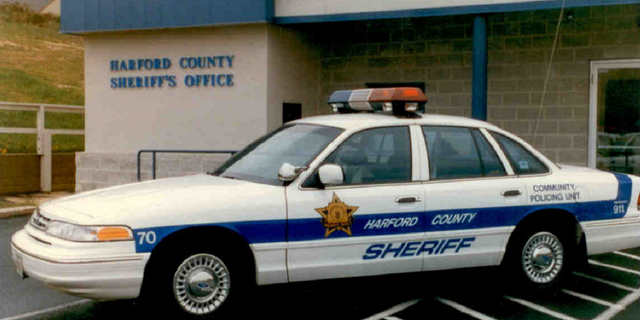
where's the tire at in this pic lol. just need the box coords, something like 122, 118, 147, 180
172, 253, 232, 316
144, 242, 251, 319
505, 228, 571, 289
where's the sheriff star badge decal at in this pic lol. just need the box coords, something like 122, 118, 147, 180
315, 193, 359, 237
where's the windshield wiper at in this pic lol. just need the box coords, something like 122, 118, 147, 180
222, 175, 243, 181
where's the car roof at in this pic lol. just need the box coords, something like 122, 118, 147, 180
292, 113, 502, 131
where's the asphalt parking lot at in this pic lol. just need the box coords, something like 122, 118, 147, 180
2, 215, 638, 320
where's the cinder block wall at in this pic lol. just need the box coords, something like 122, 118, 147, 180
314, 4, 640, 165
75, 152, 232, 192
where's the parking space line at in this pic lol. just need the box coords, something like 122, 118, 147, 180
573, 272, 636, 292
436, 297, 497, 320
361, 299, 422, 320
504, 296, 579, 320
589, 259, 640, 276
614, 251, 640, 261
561, 289, 622, 309
383, 317, 403, 320
0, 300, 91, 320
593, 288, 640, 320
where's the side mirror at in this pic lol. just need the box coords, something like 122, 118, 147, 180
318, 164, 344, 186
278, 163, 306, 182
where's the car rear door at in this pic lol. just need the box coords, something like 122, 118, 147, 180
419, 126, 527, 271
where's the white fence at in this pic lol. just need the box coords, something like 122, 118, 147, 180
0, 102, 85, 192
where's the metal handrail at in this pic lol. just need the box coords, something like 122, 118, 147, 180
137, 150, 237, 181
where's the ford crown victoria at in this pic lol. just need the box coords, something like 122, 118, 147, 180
11, 88, 640, 318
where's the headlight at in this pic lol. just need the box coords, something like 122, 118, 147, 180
45, 221, 133, 242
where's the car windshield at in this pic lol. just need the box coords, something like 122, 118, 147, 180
212, 124, 344, 186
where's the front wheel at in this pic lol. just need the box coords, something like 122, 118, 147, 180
173, 253, 231, 315
144, 243, 249, 319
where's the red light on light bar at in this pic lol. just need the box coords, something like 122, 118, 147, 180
369, 87, 427, 102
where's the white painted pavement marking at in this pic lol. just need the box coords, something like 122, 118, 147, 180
504, 296, 579, 320
0, 299, 92, 320
614, 251, 640, 262
593, 288, 640, 320
573, 272, 636, 292
362, 299, 422, 320
383, 317, 403, 320
436, 297, 497, 320
589, 259, 640, 276
561, 289, 622, 309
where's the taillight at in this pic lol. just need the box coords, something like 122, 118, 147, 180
637, 193, 640, 210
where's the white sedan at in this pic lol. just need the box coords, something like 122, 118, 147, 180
11, 88, 640, 318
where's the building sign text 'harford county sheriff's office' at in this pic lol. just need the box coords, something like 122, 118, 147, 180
109, 55, 234, 89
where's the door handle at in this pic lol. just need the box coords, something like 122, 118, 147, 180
502, 190, 521, 197
395, 196, 422, 203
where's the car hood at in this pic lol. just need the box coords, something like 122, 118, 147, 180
39, 174, 286, 226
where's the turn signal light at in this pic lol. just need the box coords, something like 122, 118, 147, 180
97, 227, 133, 241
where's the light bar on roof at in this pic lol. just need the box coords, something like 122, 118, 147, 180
328, 87, 427, 114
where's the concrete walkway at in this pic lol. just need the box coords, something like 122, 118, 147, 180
0, 192, 73, 218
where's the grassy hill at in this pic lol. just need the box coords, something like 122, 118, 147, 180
0, 2, 84, 153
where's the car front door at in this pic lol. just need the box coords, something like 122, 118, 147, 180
285, 126, 425, 282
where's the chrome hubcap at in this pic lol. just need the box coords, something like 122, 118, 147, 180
173, 254, 230, 315
522, 232, 563, 284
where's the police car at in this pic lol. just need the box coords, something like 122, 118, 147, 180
11, 88, 640, 318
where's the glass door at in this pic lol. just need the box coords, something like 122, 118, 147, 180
589, 60, 640, 175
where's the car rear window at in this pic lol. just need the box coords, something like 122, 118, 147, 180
491, 132, 549, 175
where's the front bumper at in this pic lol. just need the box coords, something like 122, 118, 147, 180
11, 226, 150, 300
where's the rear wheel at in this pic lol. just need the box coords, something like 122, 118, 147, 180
521, 232, 564, 285
505, 227, 571, 289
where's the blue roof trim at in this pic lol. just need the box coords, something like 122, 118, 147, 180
61, 0, 275, 34
274, 0, 640, 24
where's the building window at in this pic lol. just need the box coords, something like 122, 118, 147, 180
590, 60, 640, 175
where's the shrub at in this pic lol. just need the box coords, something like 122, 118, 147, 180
0, 2, 60, 27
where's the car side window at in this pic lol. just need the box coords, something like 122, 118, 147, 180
471, 130, 507, 177
304, 127, 412, 186
491, 132, 549, 175
422, 126, 506, 180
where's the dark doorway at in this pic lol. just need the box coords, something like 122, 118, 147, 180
283, 103, 302, 123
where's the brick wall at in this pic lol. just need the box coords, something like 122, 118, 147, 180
313, 4, 640, 165
75, 152, 232, 192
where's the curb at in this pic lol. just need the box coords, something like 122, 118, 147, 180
0, 206, 36, 219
